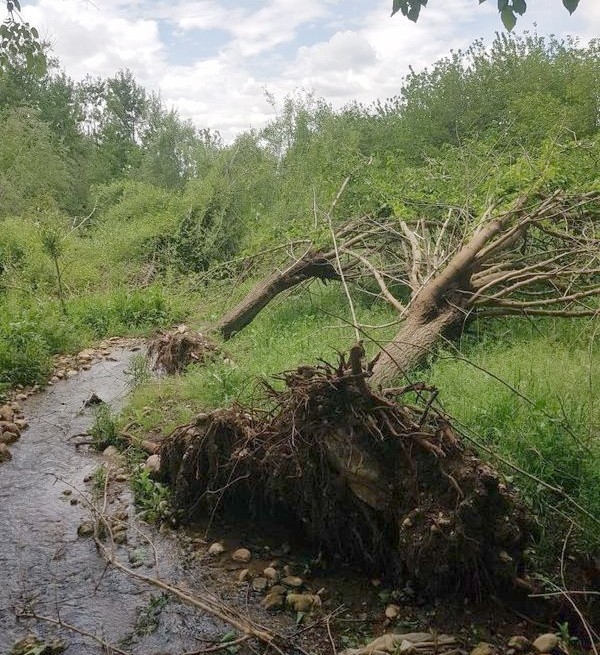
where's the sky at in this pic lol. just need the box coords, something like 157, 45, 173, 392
20, 0, 600, 141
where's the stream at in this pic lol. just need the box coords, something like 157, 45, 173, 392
0, 345, 225, 654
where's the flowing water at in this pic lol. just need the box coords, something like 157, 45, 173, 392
0, 345, 224, 654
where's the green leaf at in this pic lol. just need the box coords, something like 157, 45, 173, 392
12, 0, 20, 11
407, 3, 422, 22
497, 0, 508, 10
391, 0, 404, 17
562, 0, 579, 14
512, 0, 527, 15
500, 6, 517, 30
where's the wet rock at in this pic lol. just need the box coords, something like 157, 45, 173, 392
252, 576, 268, 592
262, 591, 285, 610
263, 566, 280, 581
282, 575, 304, 589
208, 542, 225, 556
232, 547, 252, 563
385, 604, 401, 620
0, 443, 12, 462
470, 643, 495, 655
77, 521, 94, 537
286, 593, 322, 612
532, 634, 559, 653
0, 404, 14, 421
0, 431, 19, 445
0, 421, 20, 436
508, 636, 531, 652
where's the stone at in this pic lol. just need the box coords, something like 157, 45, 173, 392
263, 566, 280, 581
508, 636, 531, 652
286, 593, 322, 612
262, 591, 285, 610
144, 454, 161, 476
14, 419, 28, 430
208, 542, 225, 556
238, 569, 250, 583
532, 634, 559, 654
15, 393, 27, 401
470, 643, 494, 655
113, 531, 127, 544
103, 445, 120, 458
398, 640, 416, 654
0, 421, 20, 436
65, 369, 78, 379
77, 521, 94, 537
114, 474, 128, 482
232, 547, 252, 563
0, 405, 14, 421
385, 604, 401, 619
252, 576, 268, 592
0, 431, 19, 445
281, 575, 304, 589
0, 443, 12, 462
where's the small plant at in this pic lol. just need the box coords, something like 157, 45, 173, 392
125, 353, 151, 389
90, 404, 123, 450
91, 465, 107, 493
135, 593, 168, 636
130, 467, 173, 523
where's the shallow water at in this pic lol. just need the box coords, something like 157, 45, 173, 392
0, 346, 223, 654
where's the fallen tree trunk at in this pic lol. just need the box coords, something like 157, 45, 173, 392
215, 250, 341, 339
160, 353, 534, 598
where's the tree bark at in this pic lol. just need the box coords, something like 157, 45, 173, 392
369, 304, 467, 387
215, 251, 340, 340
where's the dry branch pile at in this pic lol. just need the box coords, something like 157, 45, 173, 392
160, 348, 533, 598
148, 325, 221, 374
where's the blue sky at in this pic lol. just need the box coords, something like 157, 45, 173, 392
22, 0, 600, 140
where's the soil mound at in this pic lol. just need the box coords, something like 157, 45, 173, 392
160, 347, 533, 598
148, 326, 221, 374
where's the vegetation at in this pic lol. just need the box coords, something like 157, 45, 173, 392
1, 32, 599, 573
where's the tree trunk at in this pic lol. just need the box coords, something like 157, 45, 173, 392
369, 305, 466, 387
216, 251, 340, 340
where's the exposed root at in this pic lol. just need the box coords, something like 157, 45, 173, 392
160, 350, 534, 598
148, 325, 221, 374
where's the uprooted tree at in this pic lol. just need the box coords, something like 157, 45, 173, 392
211, 191, 600, 386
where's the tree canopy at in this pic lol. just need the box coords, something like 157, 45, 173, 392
392, 0, 581, 30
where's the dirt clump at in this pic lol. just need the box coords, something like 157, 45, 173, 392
159, 346, 534, 598
148, 325, 221, 374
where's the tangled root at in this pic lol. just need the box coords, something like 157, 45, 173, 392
160, 348, 533, 598
148, 325, 221, 374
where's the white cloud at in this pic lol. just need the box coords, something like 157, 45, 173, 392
19, 0, 600, 141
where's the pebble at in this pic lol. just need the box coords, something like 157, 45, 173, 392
77, 521, 94, 537
0, 405, 14, 421
286, 593, 321, 612
103, 446, 120, 458
144, 454, 161, 476
238, 569, 250, 583
262, 591, 285, 610
0, 443, 12, 462
0, 421, 20, 436
113, 531, 127, 545
532, 634, 559, 653
263, 566, 280, 581
470, 643, 494, 655
15, 393, 27, 401
281, 575, 304, 589
114, 474, 128, 482
252, 577, 268, 592
231, 547, 252, 563
208, 542, 225, 556
385, 604, 401, 619
0, 431, 19, 445
508, 636, 531, 652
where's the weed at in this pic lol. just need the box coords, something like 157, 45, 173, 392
90, 405, 123, 450
135, 594, 168, 636
130, 467, 173, 523
126, 353, 151, 390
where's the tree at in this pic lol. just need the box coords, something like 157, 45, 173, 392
1, 0, 45, 72
392, 0, 581, 31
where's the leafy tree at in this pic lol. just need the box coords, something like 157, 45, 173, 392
1, 0, 44, 72
392, 0, 581, 30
